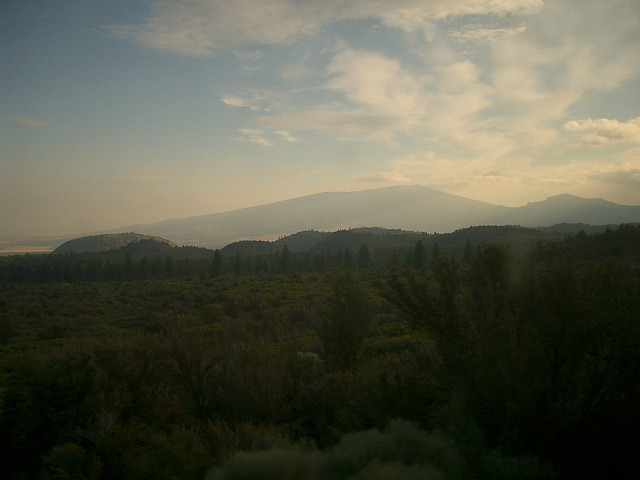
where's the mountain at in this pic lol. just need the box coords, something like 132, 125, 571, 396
111, 185, 508, 248
53, 233, 176, 254
484, 194, 640, 227
108, 186, 640, 249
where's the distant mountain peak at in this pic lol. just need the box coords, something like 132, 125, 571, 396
105, 185, 640, 248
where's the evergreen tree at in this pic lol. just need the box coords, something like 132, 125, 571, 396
165, 256, 175, 278
138, 256, 151, 280
302, 251, 312, 272
211, 250, 222, 277
254, 254, 266, 273
463, 239, 474, 264
414, 240, 427, 270
233, 253, 242, 275
430, 243, 441, 268
389, 251, 399, 268
403, 248, 414, 269
320, 273, 374, 370
344, 248, 353, 270
279, 245, 291, 274
358, 245, 370, 269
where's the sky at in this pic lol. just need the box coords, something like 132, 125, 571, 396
2, 0, 640, 238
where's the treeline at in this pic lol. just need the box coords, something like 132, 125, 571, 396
6, 224, 638, 284
0, 242, 439, 283
0, 225, 639, 479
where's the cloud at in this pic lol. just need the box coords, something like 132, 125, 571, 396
449, 25, 527, 43
10, 117, 45, 127
237, 128, 275, 146
355, 172, 411, 184
105, 0, 323, 56
327, 48, 425, 118
233, 49, 263, 61
234, 127, 297, 146
589, 168, 640, 187
221, 94, 262, 110
373, 0, 541, 32
255, 110, 410, 142
563, 117, 640, 146
274, 130, 299, 143
117, 0, 639, 184
106, 0, 544, 56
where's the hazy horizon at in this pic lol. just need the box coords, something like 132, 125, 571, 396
2, 1, 640, 238
3, 184, 640, 243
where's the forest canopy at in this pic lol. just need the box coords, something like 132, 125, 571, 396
1, 224, 639, 479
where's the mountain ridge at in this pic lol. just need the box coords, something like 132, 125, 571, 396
107, 185, 639, 249
5, 185, 638, 253
108, 185, 510, 248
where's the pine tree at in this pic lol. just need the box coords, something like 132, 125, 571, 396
344, 248, 353, 269
430, 243, 441, 268
414, 240, 427, 270
358, 245, 370, 269
463, 239, 473, 264
211, 250, 222, 277
279, 245, 291, 274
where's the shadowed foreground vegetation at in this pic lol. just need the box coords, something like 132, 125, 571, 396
1, 225, 639, 479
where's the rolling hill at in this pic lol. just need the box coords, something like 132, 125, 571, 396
53, 233, 176, 254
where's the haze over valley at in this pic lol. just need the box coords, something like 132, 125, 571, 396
3, 185, 640, 253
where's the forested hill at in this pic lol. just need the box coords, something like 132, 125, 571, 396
2, 223, 639, 283
54, 233, 176, 254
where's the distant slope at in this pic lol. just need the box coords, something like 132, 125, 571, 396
112, 185, 508, 248
109, 186, 640, 249
485, 194, 640, 227
54, 233, 176, 254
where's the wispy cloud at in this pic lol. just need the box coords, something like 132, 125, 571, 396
221, 94, 263, 110
237, 128, 276, 146
450, 26, 527, 43
109, 0, 640, 200
255, 110, 410, 142
355, 172, 411, 184
234, 127, 298, 146
327, 48, 425, 118
106, 0, 544, 56
589, 168, 640, 187
9, 117, 45, 127
274, 130, 299, 143
563, 117, 640, 146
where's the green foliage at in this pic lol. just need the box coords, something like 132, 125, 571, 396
413, 240, 427, 270
319, 273, 376, 371
1, 226, 640, 479
53, 233, 175, 254
206, 420, 552, 480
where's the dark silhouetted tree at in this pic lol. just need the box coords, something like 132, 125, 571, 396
358, 245, 370, 269
320, 273, 374, 371
344, 248, 353, 269
414, 240, 427, 270
211, 250, 222, 277
279, 245, 291, 274
430, 243, 441, 268
463, 240, 473, 264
